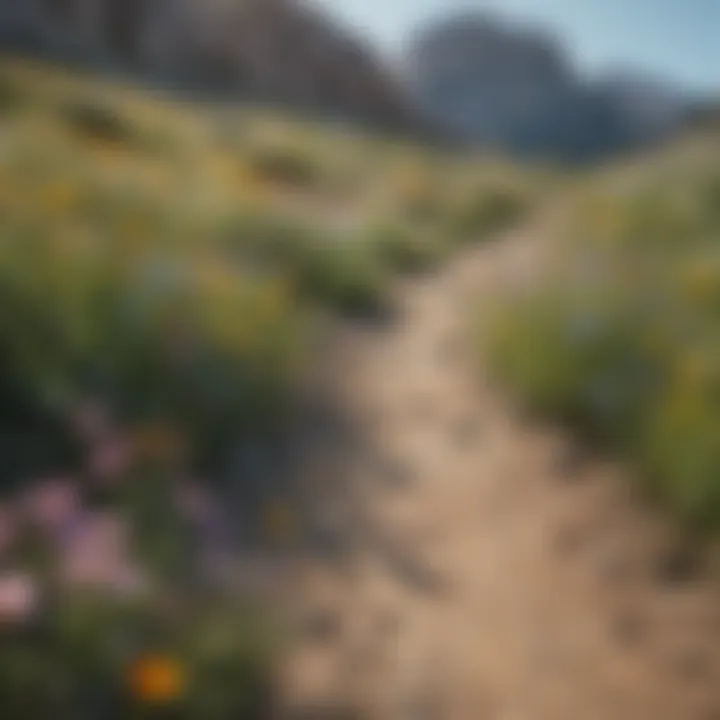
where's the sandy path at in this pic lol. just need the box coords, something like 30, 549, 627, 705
279, 215, 720, 720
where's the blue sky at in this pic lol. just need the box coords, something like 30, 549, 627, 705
314, 0, 720, 93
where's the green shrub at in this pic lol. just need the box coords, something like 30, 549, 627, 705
221, 211, 388, 317
0, 155, 302, 478
448, 185, 527, 240
488, 164, 720, 529
61, 97, 138, 145
0, 590, 275, 719
367, 222, 443, 274
246, 143, 320, 187
0, 70, 26, 113
290, 238, 387, 317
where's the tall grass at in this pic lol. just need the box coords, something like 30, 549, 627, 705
489, 144, 720, 529
0, 57, 534, 715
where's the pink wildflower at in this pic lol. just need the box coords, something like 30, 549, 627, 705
22, 478, 80, 535
0, 572, 38, 624
87, 434, 134, 483
60, 511, 145, 596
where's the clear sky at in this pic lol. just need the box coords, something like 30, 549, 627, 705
313, 0, 720, 94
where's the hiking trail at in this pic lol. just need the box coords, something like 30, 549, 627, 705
279, 211, 720, 720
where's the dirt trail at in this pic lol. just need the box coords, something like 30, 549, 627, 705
280, 214, 720, 720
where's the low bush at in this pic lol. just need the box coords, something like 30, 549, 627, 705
62, 97, 140, 146
488, 163, 720, 528
0, 58, 539, 715
246, 142, 321, 188
0, 589, 275, 719
367, 222, 444, 274
447, 184, 528, 240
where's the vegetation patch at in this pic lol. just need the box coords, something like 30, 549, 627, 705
488, 146, 720, 529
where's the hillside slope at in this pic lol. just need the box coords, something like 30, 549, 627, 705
282, 154, 720, 719
0, 0, 415, 130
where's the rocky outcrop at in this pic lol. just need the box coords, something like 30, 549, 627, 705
0, 3, 695, 157
592, 73, 689, 146
0, 0, 416, 131
406, 13, 688, 161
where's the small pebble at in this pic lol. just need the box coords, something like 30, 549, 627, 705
671, 647, 713, 683
611, 611, 647, 646
655, 545, 702, 587
301, 608, 342, 643
552, 524, 584, 555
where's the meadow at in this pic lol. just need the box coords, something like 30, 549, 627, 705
0, 57, 533, 716
489, 132, 720, 530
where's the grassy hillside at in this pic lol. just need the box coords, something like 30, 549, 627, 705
0, 56, 539, 475
0, 56, 536, 716
489, 130, 720, 530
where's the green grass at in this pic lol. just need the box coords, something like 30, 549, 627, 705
0, 57, 536, 476
0, 589, 276, 718
488, 133, 720, 529
0, 56, 536, 716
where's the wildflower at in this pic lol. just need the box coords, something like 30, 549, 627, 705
679, 263, 719, 305
127, 654, 185, 706
0, 572, 38, 624
60, 511, 144, 596
43, 181, 78, 214
87, 434, 134, 482
22, 478, 80, 535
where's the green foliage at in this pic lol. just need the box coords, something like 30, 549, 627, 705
0, 69, 26, 113
367, 222, 444, 274
220, 211, 388, 316
0, 57, 539, 717
0, 591, 275, 719
0, 206, 301, 469
246, 142, 321, 187
447, 184, 528, 240
489, 158, 720, 529
62, 97, 139, 145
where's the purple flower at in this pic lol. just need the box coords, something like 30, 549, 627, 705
59, 511, 145, 596
21, 478, 80, 536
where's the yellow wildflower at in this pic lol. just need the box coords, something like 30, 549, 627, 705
679, 262, 719, 305
673, 347, 715, 390
43, 181, 79, 215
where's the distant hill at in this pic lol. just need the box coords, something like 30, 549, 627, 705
0, 2, 705, 161
681, 100, 720, 133
0, 0, 416, 132
405, 13, 691, 161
